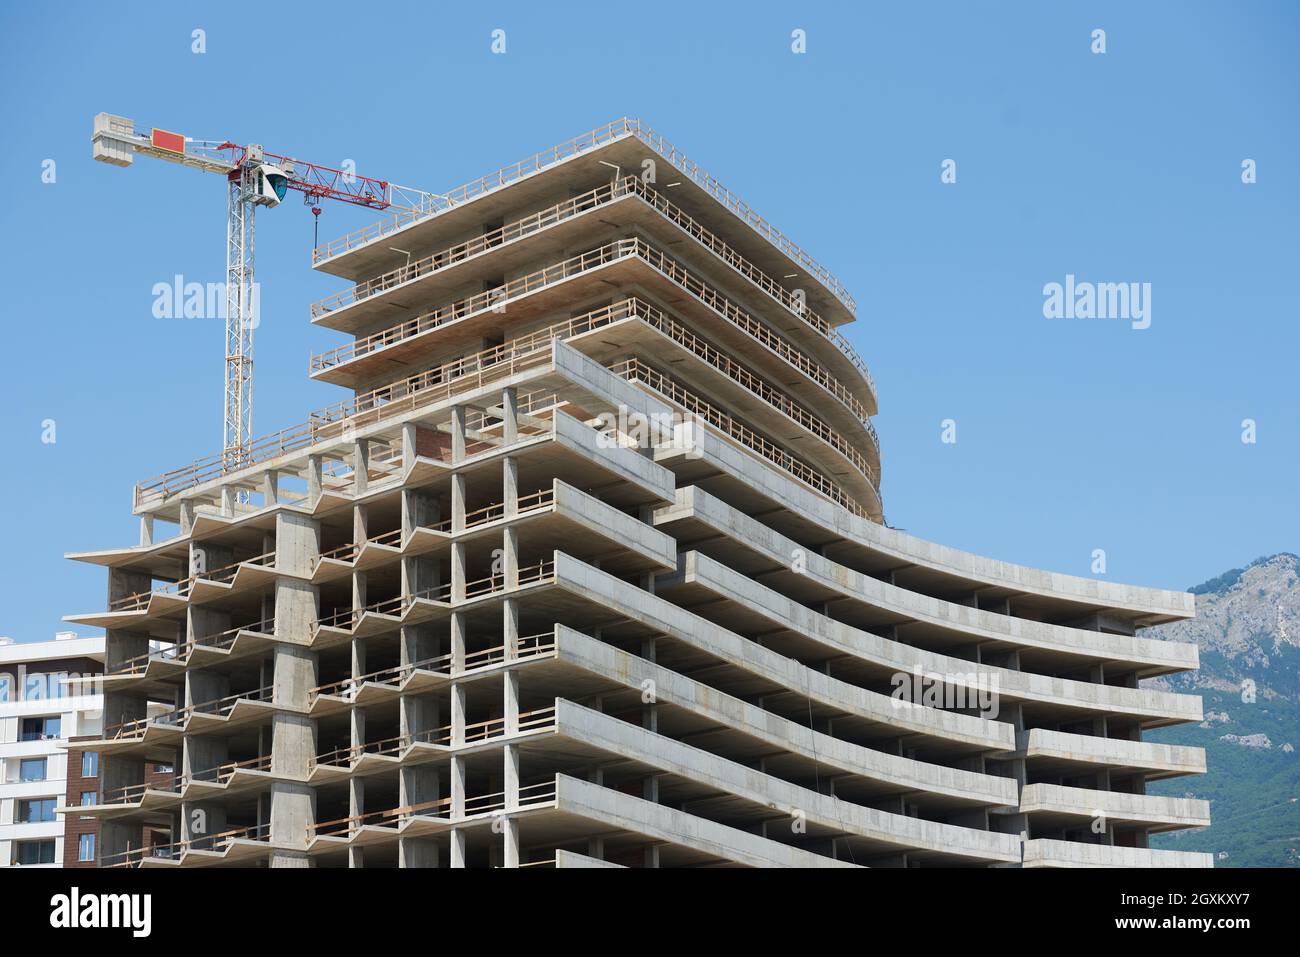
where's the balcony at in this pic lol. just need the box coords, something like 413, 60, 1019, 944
310, 236, 874, 422
311, 117, 856, 320
308, 176, 873, 405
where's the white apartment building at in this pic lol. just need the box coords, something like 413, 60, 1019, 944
0, 634, 104, 867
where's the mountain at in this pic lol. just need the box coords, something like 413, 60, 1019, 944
1141, 553, 1300, 867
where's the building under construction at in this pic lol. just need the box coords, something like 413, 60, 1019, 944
66, 118, 1211, 868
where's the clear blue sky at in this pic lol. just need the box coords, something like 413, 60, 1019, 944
1, 1, 1296, 643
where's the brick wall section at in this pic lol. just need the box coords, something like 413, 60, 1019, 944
63, 735, 175, 868
62, 735, 99, 868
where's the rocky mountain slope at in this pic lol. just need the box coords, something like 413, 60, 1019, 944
1142, 553, 1300, 867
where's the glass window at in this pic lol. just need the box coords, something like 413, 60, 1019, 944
80, 791, 97, 820
17, 798, 56, 823
0, 672, 11, 703
19, 758, 47, 782
81, 751, 98, 777
15, 840, 56, 865
78, 833, 95, 862
20, 716, 61, 741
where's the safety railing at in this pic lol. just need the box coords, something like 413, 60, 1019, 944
108, 551, 276, 612
613, 358, 877, 519
309, 176, 870, 399
314, 527, 404, 568
97, 776, 182, 806
102, 685, 274, 741
311, 559, 555, 634
312, 117, 856, 315
309, 239, 875, 440
135, 361, 558, 507
110, 618, 276, 676
314, 706, 557, 770
101, 823, 270, 868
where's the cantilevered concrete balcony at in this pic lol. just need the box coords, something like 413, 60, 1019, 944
308, 176, 875, 409
1019, 782, 1211, 832
312, 118, 857, 327
309, 239, 875, 439
1021, 838, 1214, 868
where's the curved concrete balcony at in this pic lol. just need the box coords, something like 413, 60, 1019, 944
310, 298, 879, 497
1020, 782, 1211, 831
308, 177, 874, 407
652, 408, 1193, 625
309, 239, 875, 447
656, 485, 1198, 677
1022, 838, 1213, 868
667, 551, 1204, 728
546, 550, 1015, 754
1018, 728, 1207, 780
551, 624, 1017, 812
311, 117, 857, 323
615, 358, 882, 521
306, 773, 853, 868
551, 698, 1022, 865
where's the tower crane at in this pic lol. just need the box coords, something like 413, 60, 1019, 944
91, 113, 435, 473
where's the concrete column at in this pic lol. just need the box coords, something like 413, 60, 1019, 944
306, 455, 323, 507
402, 486, 438, 537
178, 500, 196, 537
502, 387, 518, 445
502, 527, 519, 589
268, 641, 317, 864
504, 671, 520, 734
261, 469, 279, 506
502, 815, 520, 869
451, 542, 466, 602
451, 683, 466, 745
138, 514, 154, 547
502, 456, 519, 515
450, 405, 467, 463
401, 422, 419, 466
451, 613, 467, 674
503, 598, 520, 659
352, 439, 370, 496
348, 777, 365, 841
450, 473, 467, 532
189, 540, 232, 580
185, 667, 229, 712
399, 838, 439, 869
450, 755, 466, 818
275, 511, 320, 578
641, 636, 658, 733
449, 827, 466, 869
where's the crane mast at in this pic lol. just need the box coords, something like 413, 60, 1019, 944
225, 167, 256, 471
91, 113, 435, 471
